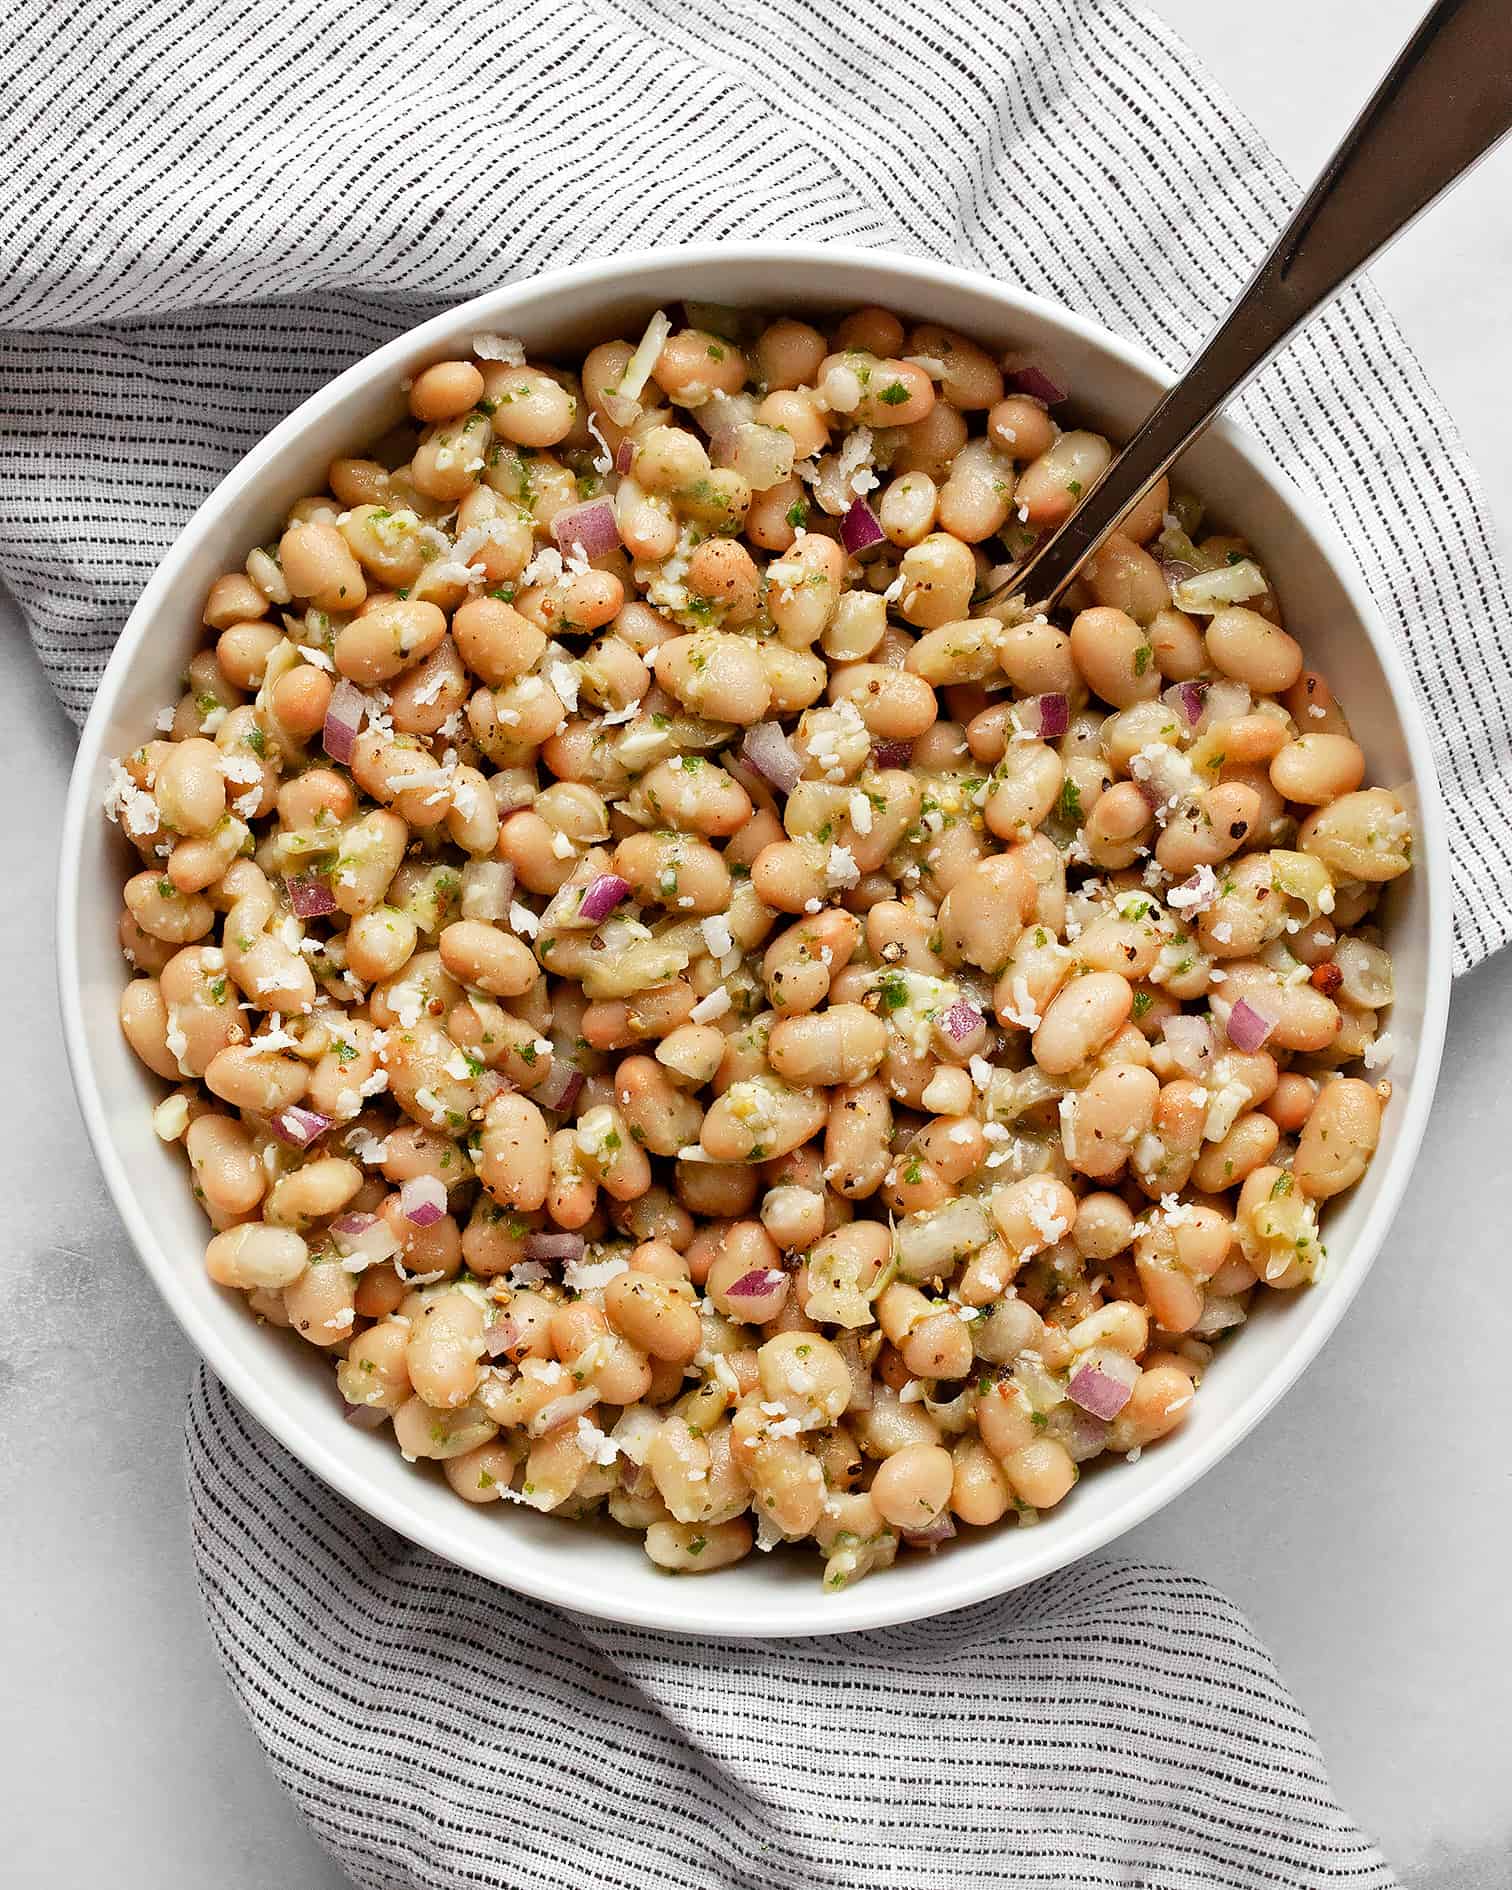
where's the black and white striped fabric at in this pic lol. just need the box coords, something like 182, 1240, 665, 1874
4, 0, 1484, 1879
187, 1370, 1397, 1889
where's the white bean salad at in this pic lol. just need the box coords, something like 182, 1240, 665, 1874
108, 304, 1411, 1588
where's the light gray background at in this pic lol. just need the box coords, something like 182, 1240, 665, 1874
3, 2, 1509, 1882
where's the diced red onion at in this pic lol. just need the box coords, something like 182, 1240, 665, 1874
603, 309, 671, 426
904, 1512, 958, 1549
740, 721, 803, 795
725, 1267, 787, 1301
839, 500, 886, 556
836, 1333, 873, 1411
614, 436, 634, 474
491, 774, 537, 816
551, 497, 621, 562
535, 1062, 584, 1114
1173, 560, 1268, 613
1225, 997, 1277, 1053
285, 872, 336, 919
1204, 678, 1253, 724
322, 677, 365, 765
1067, 1362, 1135, 1422
475, 1068, 507, 1106
942, 998, 984, 1044
270, 1105, 333, 1148
1061, 1406, 1112, 1462
331, 1213, 401, 1267
1161, 1013, 1214, 1076
1133, 772, 1163, 813
1001, 352, 1067, 406
1159, 557, 1200, 591
1024, 692, 1068, 739
529, 1387, 600, 1437
524, 1230, 587, 1264
399, 1174, 448, 1227
461, 858, 516, 922
484, 1312, 520, 1360
579, 873, 632, 924
1132, 744, 1195, 812
342, 1399, 389, 1430
1192, 1294, 1248, 1338
871, 739, 913, 770
730, 423, 794, 493
1161, 679, 1207, 727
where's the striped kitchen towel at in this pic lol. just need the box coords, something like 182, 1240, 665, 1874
187, 1368, 1399, 1889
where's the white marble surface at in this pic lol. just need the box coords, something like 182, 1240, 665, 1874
4, 4, 1511, 1883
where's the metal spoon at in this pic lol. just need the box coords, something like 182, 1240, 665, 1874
984, 0, 1512, 614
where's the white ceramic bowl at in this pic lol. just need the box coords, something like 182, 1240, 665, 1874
59, 243, 1452, 1635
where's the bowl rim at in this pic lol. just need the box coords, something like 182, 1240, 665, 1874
57, 240, 1453, 1635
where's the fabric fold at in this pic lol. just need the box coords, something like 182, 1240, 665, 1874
187, 1370, 1398, 1890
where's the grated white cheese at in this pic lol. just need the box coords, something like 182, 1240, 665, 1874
576, 1416, 620, 1466
1361, 1032, 1395, 1070
1001, 976, 1042, 1033
1058, 1094, 1079, 1161
152, 1094, 190, 1141
545, 648, 581, 713
508, 900, 541, 939
520, 545, 565, 590
826, 844, 860, 889
836, 425, 878, 497
1166, 864, 1219, 915
563, 1254, 627, 1300
472, 332, 526, 364
689, 987, 731, 1024
344, 1125, 389, 1165
699, 915, 733, 959
102, 759, 162, 839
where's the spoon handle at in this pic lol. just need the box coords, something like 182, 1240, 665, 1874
989, 0, 1512, 611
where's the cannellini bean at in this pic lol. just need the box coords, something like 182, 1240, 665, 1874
1033, 972, 1132, 1075
644, 1518, 753, 1572
205, 1223, 308, 1290
284, 1261, 357, 1348
1293, 1077, 1381, 1199
1298, 788, 1413, 881
1206, 607, 1303, 694
767, 1005, 887, 1086
1015, 431, 1112, 529
478, 1092, 550, 1210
